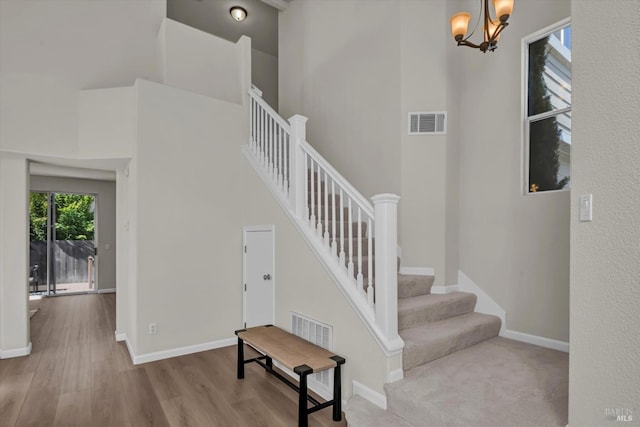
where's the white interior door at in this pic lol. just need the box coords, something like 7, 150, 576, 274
243, 226, 274, 328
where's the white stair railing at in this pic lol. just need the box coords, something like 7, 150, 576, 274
247, 87, 403, 356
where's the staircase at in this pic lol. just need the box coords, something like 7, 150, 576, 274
244, 86, 504, 424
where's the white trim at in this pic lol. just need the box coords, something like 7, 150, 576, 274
0, 342, 32, 359
352, 380, 387, 410
98, 288, 116, 294
130, 337, 237, 365
30, 162, 116, 181
398, 266, 434, 276
521, 17, 572, 195
115, 332, 127, 342
502, 329, 569, 353
458, 270, 506, 334
387, 368, 404, 383
430, 284, 459, 294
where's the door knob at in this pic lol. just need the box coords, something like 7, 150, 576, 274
263, 274, 271, 280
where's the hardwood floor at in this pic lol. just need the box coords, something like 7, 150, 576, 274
0, 294, 347, 427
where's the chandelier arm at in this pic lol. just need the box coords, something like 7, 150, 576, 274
483, 0, 491, 42
490, 22, 509, 42
465, 0, 485, 41
457, 39, 483, 50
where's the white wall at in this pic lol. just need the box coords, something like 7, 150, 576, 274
78, 87, 135, 159
29, 175, 117, 292
452, 0, 571, 341
399, 0, 451, 282
159, 19, 245, 105
279, 0, 402, 199
0, 154, 30, 356
0, 0, 164, 155
569, 1, 640, 425
279, 0, 456, 281
131, 79, 246, 355
252, 48, 278, 108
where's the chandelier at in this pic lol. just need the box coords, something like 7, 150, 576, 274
450, 0, 514, 53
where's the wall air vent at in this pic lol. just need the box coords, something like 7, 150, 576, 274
409, 112, 447, 135
290, 312, 333, 395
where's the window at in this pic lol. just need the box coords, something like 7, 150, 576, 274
524, 20, 571, 193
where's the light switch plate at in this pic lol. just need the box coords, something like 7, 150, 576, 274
579, 194, 592, 222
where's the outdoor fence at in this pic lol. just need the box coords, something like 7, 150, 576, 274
29, 240, 95, 284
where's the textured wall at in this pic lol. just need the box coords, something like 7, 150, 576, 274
569, 1, 640, 425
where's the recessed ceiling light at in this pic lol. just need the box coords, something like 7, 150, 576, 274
230, 6, 247, 22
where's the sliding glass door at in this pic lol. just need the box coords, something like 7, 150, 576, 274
29, 192, 97, 295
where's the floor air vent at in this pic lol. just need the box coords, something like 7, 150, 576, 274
409, 112, 447, 135
291, 312, 333, 394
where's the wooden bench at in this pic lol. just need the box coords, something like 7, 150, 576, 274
235, 325, 346, 427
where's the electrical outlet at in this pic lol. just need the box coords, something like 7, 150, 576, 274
148, 322, 157, 335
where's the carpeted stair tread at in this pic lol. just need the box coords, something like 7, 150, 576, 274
398, 292, 477, 330
397, 274, 434, 299
400, 312, 501, 371
345, 395, 413, 427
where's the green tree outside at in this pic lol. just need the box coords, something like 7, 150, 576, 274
528, 35, 570, 192
30, 193, 95, 241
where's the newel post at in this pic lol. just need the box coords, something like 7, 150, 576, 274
372, 194, 400, 343
288, 115, 308, 218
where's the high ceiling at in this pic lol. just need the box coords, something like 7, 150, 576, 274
167, 0, 282, 57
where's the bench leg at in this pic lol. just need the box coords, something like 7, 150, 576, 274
237, 337, 245, 379
266, 356, 273, 372
331, 355, 345, 421
332, 364, 342, 421
294, 364, 313, 427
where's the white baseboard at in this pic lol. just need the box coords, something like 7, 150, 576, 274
387, 368, 404, 383
458, 270, 506, 334
502, 329, 569, 353
115, 332, 127, 342
352, 380, 387, 410
131, 337, 237, 365
98, 288, 116, 294
0, 342, 32, 359
430, 284, 460, 294
398, 266, 435, 276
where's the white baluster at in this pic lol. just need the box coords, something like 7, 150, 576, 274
304, 153, 309, 220
331, 180, 337, 256
261, 108, 266, 165
309, 161, 316, 227
367, 216, 373, 307
324, 171, 329, 246
316, 166, 322, 238
278, 126, 283, 189
339, 188, 345, 265
357, 207, 363, 290
347, 198, 354, 280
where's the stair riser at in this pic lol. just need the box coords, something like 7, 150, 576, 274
398, 293, 477, 330
400, 315, 501, 372
397, 275, 434, 299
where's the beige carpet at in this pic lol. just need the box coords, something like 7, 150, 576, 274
346, 337, 569, 426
